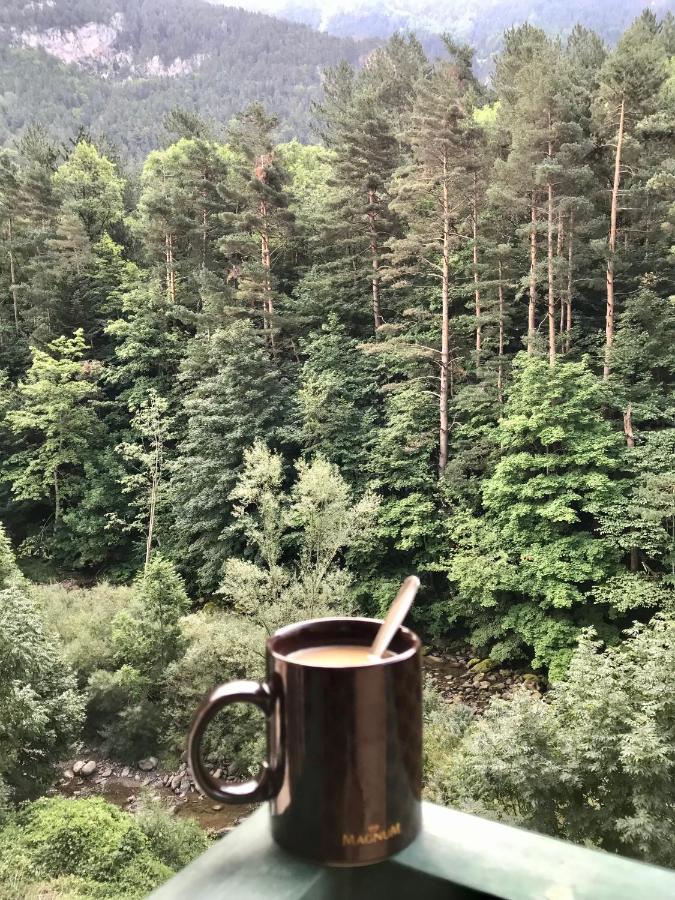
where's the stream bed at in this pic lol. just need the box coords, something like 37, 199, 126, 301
52, 650, 541, 831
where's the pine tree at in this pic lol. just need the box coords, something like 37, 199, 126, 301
135, 138, 236, 318
296, 315, 380, 486
223, 104, 294, 350
449, 356, 626, 675
387, 51, 477, 473
314, 55, 402, 334
170, 321, 291, 590
6, 329, 101, 545
593, 12, 670, 379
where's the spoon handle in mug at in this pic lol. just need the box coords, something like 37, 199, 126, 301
370, 575, 420, 658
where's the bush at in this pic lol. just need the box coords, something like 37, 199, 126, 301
87, 667, 163, 760
422, 678, 473, 806
0, 583, 84, 799
136, 794, 209, 869
425, 615, 675, 867
166, 610, 266, 774
0, 796, 205, 899
85, 557, 190, 758
17, 797, 148, 882
31, 581, 134, 681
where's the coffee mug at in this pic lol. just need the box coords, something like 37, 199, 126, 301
188, 616, 422, 866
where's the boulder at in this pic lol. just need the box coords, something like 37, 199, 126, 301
81, 760, 97, 777
170, 774, 183, 790
63, 769, 74, 780
100, 766, 112, 778
120, 766, 130, 778
72, 760, 85, 775
138, 757, 158, 772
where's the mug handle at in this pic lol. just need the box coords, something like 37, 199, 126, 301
188, 680, 279, 804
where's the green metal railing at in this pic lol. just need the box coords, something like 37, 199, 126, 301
149, 801, 675, 899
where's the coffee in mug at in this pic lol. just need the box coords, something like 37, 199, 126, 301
286, 644, 394, 667
188, 616, 422, 866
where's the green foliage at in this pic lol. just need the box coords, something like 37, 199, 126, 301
296, 315, 380, 485
166, 610, 266, 775
135, 793, 209, 870
5, 329, 103, 560
0, 795, 206, 898
449, 356, 629, 673
87, 557, 189, 758
219, 441, 379, 633
171, 322, 291, 591
427, 615, 675, 867
0, 557, 84, 799
32, 581, 134, 681
53, 142, 124, 241
0, 524, 21, 587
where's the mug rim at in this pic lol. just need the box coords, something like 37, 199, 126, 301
268, 616, 420, 668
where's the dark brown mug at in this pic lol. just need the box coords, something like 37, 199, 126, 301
187, 616, 423, 866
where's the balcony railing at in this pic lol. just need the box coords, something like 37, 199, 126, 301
149, 801, 675, 899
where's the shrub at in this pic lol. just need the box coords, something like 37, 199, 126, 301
136, 794, 209, 869
85, 557, 190, 758
166, 610, 266, 774
0, 796, 201, 899
17, 797, 148, 882
422, 678, 473, 806
427, 615, 675, 867
31, 581, 134, 681
0, 584, 84, 799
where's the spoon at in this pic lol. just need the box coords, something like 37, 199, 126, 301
369, 575, 421, 659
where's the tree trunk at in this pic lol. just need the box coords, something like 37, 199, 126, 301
260, 199, 276, 353
472, 176, 481, 372
547, 180, 556, 366
202, 207, 208, 270
145, 478, 157, 570
439, 166, 450, 476
557, 209, 565, 334
165, 233, 176, 303
604, 97, 625, 381
498, 259, 505, 404
623, 402, 640, 572
528, 194, 537, 354
7, 218, 19, 333
53, 467, 60, 531
566, 211, 574, 353
368, 189, 383, 333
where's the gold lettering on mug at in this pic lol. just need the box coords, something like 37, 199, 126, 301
342, 822, 402, 846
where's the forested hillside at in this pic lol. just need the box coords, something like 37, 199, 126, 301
0, 0, 374, 159
214, 0, 675, 75
1, 10, 675, 896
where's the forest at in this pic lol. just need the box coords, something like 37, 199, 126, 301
0, 9, 674, 898
0, 0, 374, 157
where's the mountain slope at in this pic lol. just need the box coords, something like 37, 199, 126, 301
211, 0, 675, 75
0, 0, 375, 161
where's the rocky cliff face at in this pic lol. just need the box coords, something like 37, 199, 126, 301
14, 12, 204, 78
0, 0, 375, 158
